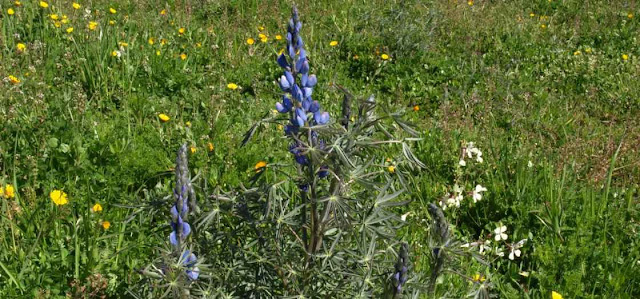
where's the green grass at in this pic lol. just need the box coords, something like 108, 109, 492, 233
1, 0, 638, 297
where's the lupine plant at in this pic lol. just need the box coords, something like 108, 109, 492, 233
139, 144, 201, 298
195, 5, 426, 297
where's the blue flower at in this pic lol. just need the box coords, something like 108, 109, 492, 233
181, 250, 200, 280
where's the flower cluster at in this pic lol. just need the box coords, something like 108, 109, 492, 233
392, 242, 409, 295
461, 224, 527, 261
0, 184, 16, 199
168, 145, 199, 280
459, 141, 483, 166
274, 6, 329, 134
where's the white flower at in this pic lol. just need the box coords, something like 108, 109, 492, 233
508, 239, 526, 260
527, 160, 533, 168
479, 240, 491, 254
459, 159, 466, 167
400, 212, 411, 222
473, 184, 487, 203
494, 225, 508, 241
495, 246, 504, 257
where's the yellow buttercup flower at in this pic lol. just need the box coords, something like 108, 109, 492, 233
160, 39, 167, 46
39, 1, 48, 8
8, 75, 20, 84
3, 184, 16, 198
259, 33, 268, 43
387, 166, 396, 173
628, 13, 634, 19
72, 3, 81, 10
7, 8, 15, 15
111, 50, 119, 57
530, 12, 535, 17
258, 25, 265, 31
190, 146, 197, 154
88, 21, 98, 30
472, 274, 486, 282
180, 53, 187, 60
622, 54, 629, 60
160, 9, 167, 15
118, 41, 128, 47
102, 221, 111, 230
573, 50, 581, 56
109, 8, 116, 14
227, 83, 238, 90
381, 53, 390, 60
275, 35, 282, 40
54, 21, 61, 28
185, 121, 192, 128
254, 161, 267, 172
179, 27, 186, 34
156, 50, 161, 56
17, 43, 26, 52
148, 37, 155, 45
329, 40, 338, 46
540, 24, 547, 29
246, 38, 255, 45
14, 1, 22, 6
50, 189, 69, 206
109, 20, 116, 25
92, 203, 103, 212
207, 142, 214, 152
551, 291, 563, 299
158, 113, 170, 122
50, 14, 59, 20
66, 27, 74, 33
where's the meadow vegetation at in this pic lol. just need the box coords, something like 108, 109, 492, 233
1, 0, 639, 297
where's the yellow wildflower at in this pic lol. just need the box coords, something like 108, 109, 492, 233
178, 28, 186, 35
17, 43, 26, 52
3, 184, 16, 198
275, 34, 282, 40
88, 21, 98, 30
573, 50, 581, 56
148, 37, 155, 45
160, 9, 167, 15
50, 14, 59, 20
109, 20, 116, 25
468, 0, 473, 5
180, 53, 187, 60
540, 24, 547, 29
160, 39, 167, 46
195, 42, 202, 48
258, 25, 265, 31
109, 8, 116, 14
413, 105, 420, 112
8, 8, 15, 15
472, 274, 486, 282
15, 1, 22, 6
8, 75, 20, 84
622, 54, 629, 60
254, 161, 267, 172
66, 27, 74, 33
246, 38, 255, 45
259, 33, 268, 43
54, 21, 61, 28
227, 83, 238, 90
72, 2, 81, 9
628, 13, 634, 19
207, 142, 214, 152
156, 50, 161, 56
585, 48, 592, 53
387, 166, 396, 173
158, 113, 170, 122
551, 291, 563, 299
118, 41, 128, 47
39, 1, 48, 8
329, 40, 338, 46
111, 50, 120, 57
102, 221, 111, 230
185, 121, 192, 128
530, 12, 535, 17
381, 53, 390, 60
190, 146, 197, 154
50, 189, 69, 206
92, 203, 103, 213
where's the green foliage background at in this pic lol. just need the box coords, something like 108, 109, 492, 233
0, 0, 638, 297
